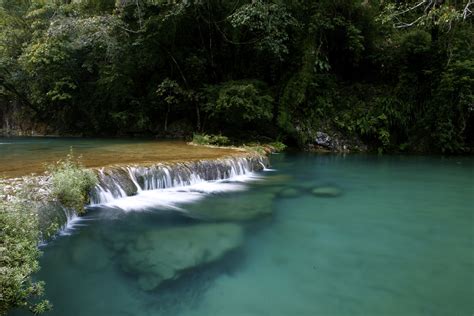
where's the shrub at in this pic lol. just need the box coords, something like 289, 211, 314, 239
0, 190, 51, 315
268, 141, 287, 152
192, 133, 230, 146
48, 151, 98, 215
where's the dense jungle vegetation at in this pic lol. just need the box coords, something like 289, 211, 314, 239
0, 0, 473, 153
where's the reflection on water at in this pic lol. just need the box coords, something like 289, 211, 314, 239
13, 153, 474, 316
0, 137, 239, 178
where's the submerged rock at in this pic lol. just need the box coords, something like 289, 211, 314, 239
185, 192, 275, 222
120, 223, 243, 291
277, 187, 303, 199
311, 186, 342, 197
70, 237, 112, 272
259, 174, 294, 187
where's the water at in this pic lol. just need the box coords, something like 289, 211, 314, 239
14, 153, 474, 316
0, 137, 239, 178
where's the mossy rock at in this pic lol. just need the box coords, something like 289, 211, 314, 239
120, 223, 243, 291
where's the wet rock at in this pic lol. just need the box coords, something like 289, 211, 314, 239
186, 193, 274, 222
311, 186, 342, 197
98, 167, 138, 197
305, 130, 368, 153
315, 131, 333, 149
120, 223, 243, 291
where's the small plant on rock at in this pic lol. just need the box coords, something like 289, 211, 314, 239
47, 150, 98, 215
192, 133, 230, 146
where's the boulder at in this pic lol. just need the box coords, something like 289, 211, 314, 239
120, 223, 243, 291
315, 131, 333, 149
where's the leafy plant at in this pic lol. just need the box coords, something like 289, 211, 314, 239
192, 133, 230, 146
47, 150, 98, 214
203, 80, 273, 129
0, 189, 51, 315
268, 141, 287, 152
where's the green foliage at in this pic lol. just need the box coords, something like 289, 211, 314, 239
0, 190, 51, 315
0, 0, 472, 153
268, 141, 287, 152
380, 1, 469, 30
47, 151, 98, 214
192, 133, 230, 146
204, 81, 273, 128
228, 0, 297, 60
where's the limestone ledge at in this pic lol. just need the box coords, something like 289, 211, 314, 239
1, 150, 269, 207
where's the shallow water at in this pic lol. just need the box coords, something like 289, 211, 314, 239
0, 137, 239, 178
14, 153, 474, 316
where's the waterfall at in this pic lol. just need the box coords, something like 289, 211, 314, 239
90, 156, 269, 206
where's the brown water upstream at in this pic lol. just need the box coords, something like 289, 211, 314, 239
0, 138, 242, 178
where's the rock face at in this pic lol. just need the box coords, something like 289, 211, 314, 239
296, 123, 367, 152
315, 131, 334, 149
119, 223, 243, 291
314, 131, 359, 152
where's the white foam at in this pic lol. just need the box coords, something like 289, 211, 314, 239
96, 172, 260, 212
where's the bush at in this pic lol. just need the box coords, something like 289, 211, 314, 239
268, 141, 287, 152
0, 191, 51, 315
48, 151, 98, 215
192, 133, 230, 146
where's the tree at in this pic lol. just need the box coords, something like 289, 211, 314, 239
203, 80, 273, 133
381, 0, 473, 30
155, 78, 186, 132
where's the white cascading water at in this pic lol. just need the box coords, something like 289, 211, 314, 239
88, 156, 268, 212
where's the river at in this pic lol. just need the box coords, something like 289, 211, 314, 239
6, 145, 474, 315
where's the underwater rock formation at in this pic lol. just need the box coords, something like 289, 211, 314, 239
119, 223, 244, 291
311, 186, 343, 197
185, 192, 275, 222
